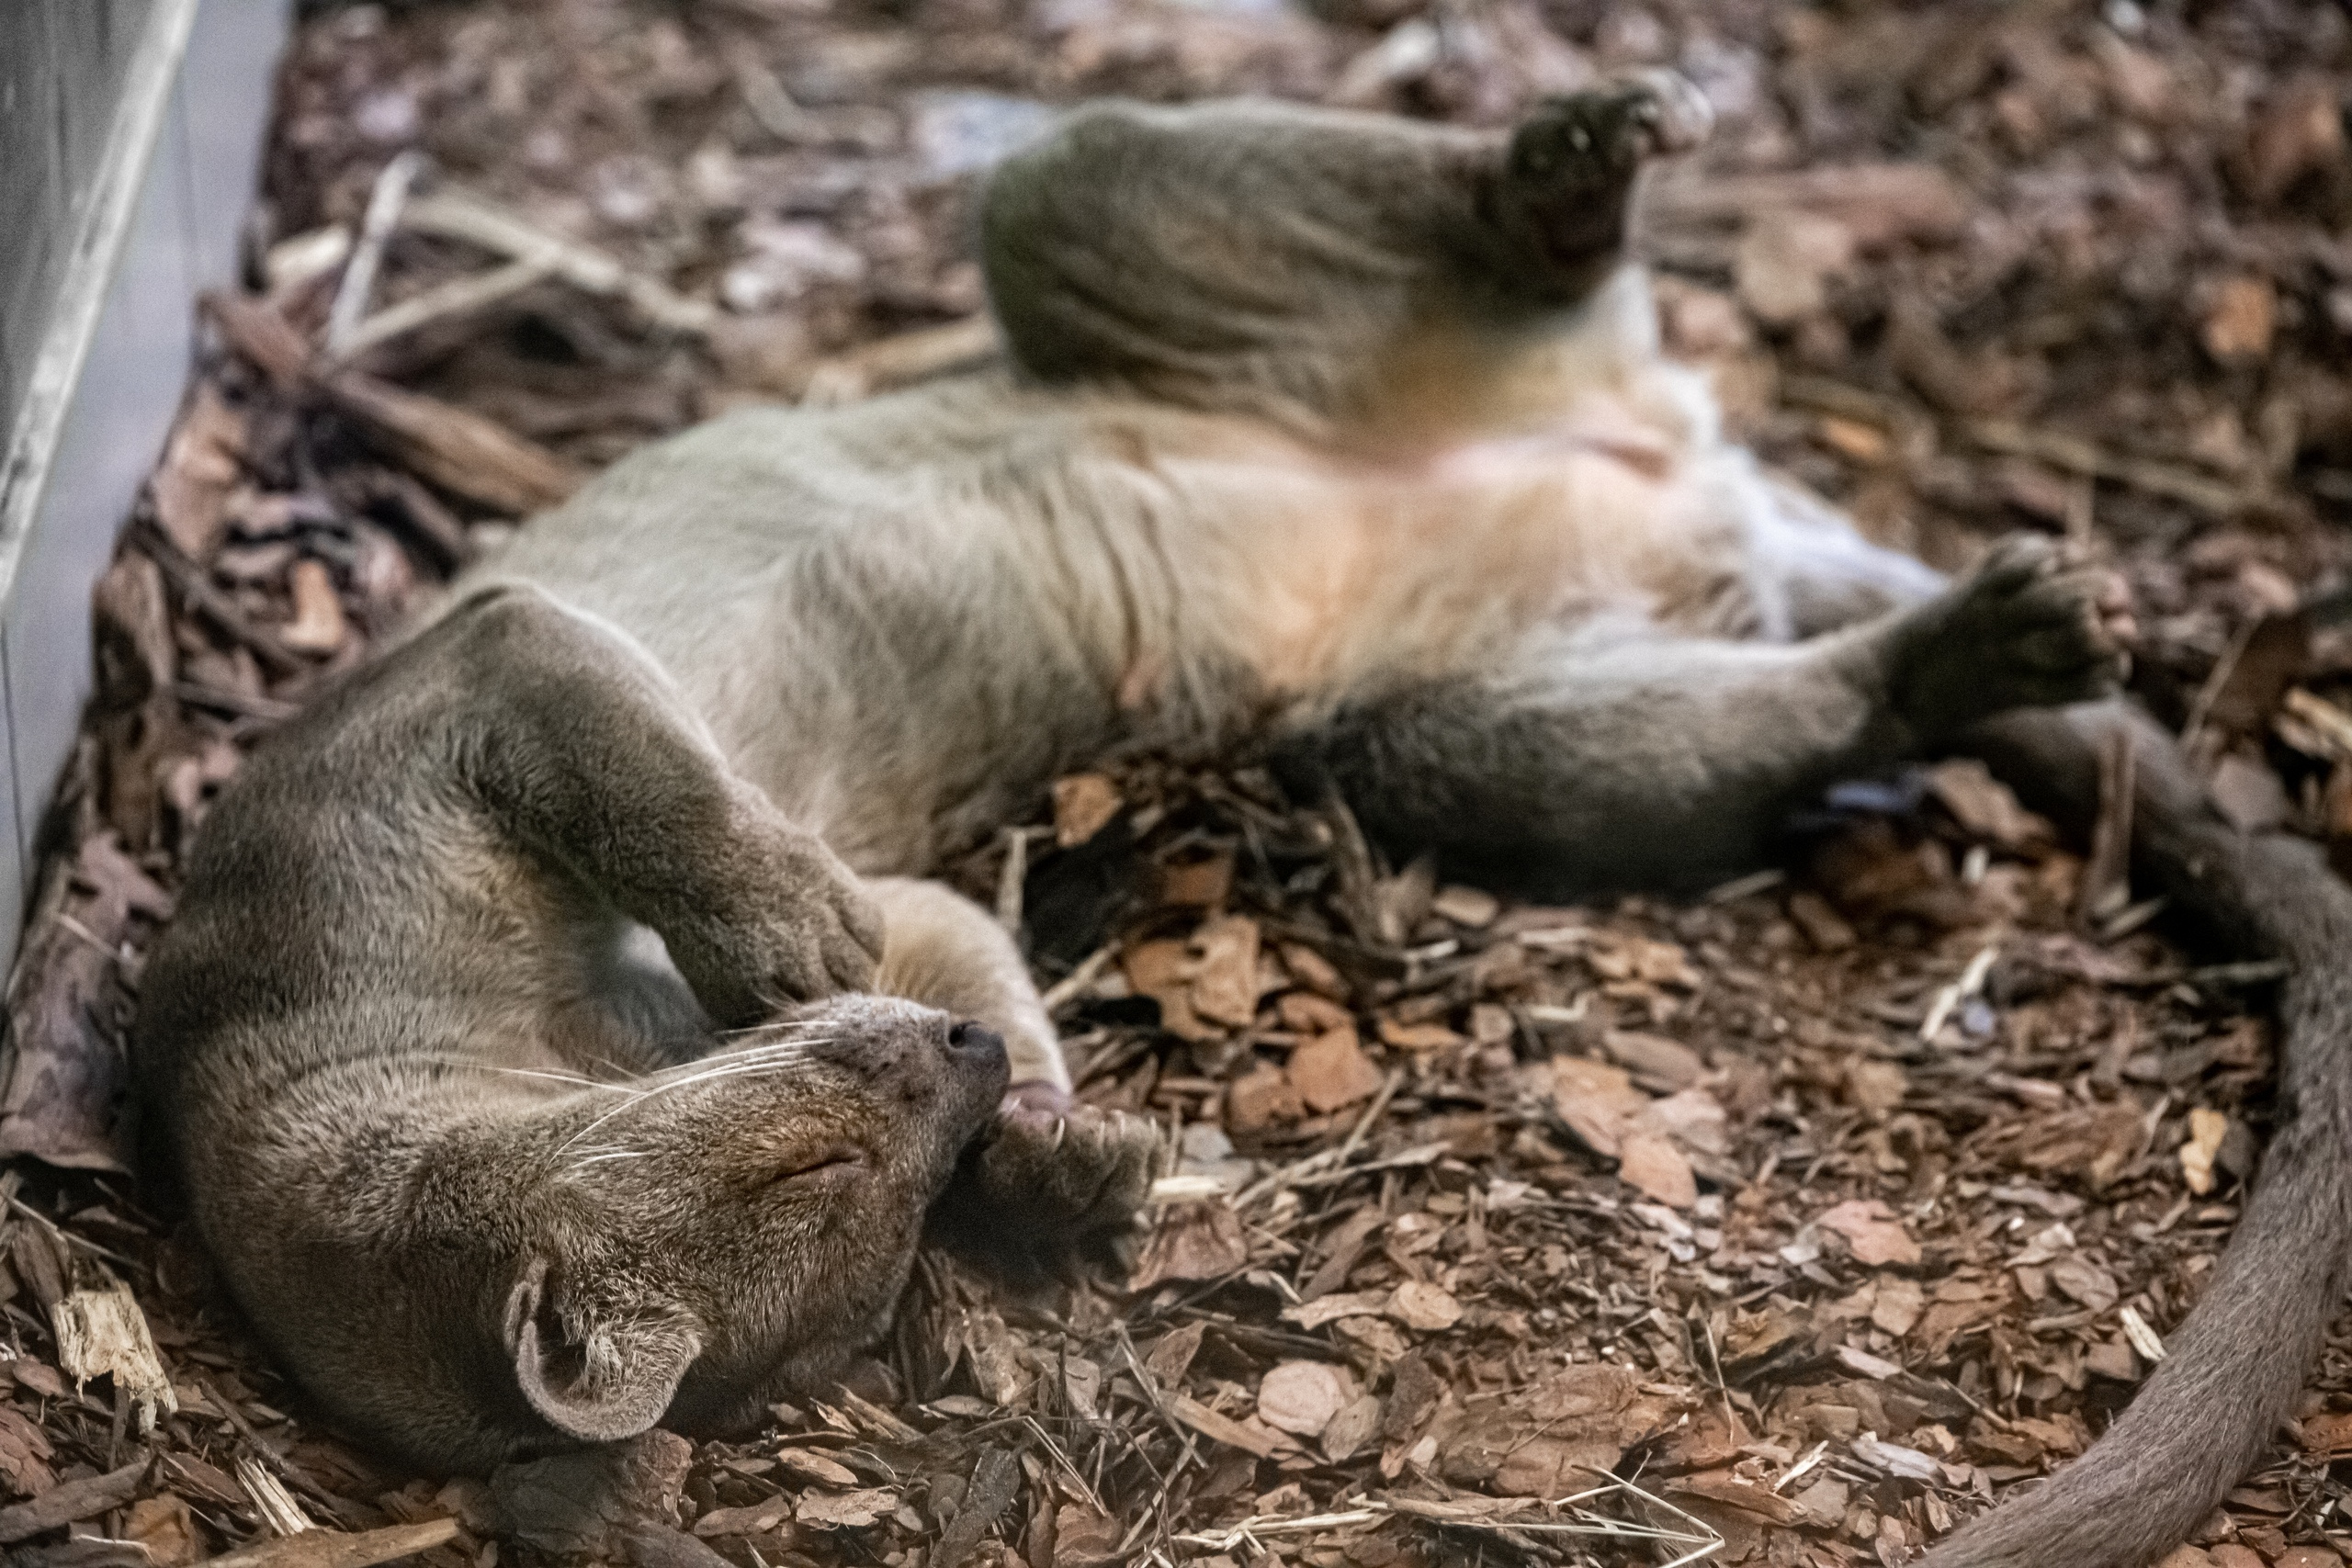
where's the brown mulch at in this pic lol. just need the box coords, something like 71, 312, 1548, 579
8, 1, 2352, 1565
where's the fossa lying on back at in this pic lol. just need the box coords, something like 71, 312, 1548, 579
138, 75, 2352, 1568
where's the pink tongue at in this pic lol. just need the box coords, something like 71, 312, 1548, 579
1001, 1080, 1069, 1117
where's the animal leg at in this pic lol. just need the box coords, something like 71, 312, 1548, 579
433, 585, 883, 1027
981, 76, 1708, 420
865, 878, 1155, 1279
1272, 535, 2132, 892
1742, 467, 1951, 635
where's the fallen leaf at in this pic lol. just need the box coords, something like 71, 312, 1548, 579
1257, 1361, 1356, 1437
1129, 1200, 1249, 1289
1786, 890, 1857, 951
1123, 939, 1193, 996
10, 1362, 66, 1403
123, 1495, 197, 1568
1142, 1322, 1204, 1387
1168, 1393, 1280, 1459
1274, 995, 1347, 1036
1124, 938, 1216, 1042
1585, 934, 1702, 988
2181, 1106, 2229, 1196
2203, 275, 2278, 364
2047, 1253, 2120, 1314
1632, 1088, 1730, 1158
2272, 1551, 2340, 1568
958, 1303, 1035, 1409
1376, 1015, 1466, 1051
2245, 74, 2345, 203
1227, 1064, 1303, 1132
774, 1448, 860, 1489
1548, 1055, 1649, 1157
1431, 885, 1498, 927
1792, 1475, 1851, 1529
1279, 942, 1346, 998
1871, 1277, 1925, 1337
1439, 1364, 1677, 1496
692, 1501, 793, 1539
151, 383, 245, 558
1668, 1470, 1803, 1525
1333, 1314, 1409, 1366
1289, 1025, 1384, 1112
1159, 848, 1233, 907
1815, 1200, 1922, 1267
2085, 1337, 2139, 1382
1736, 212, 1854, 324
1190, 915, 1262, 1026
1052, 773, 1122, 847
1601, 1030, 1704, 1089
1617, 1133, 1697, 1209
1385, 1281, 1463, 1332
1843, 1059, 1907, 1117
1054, 1504, 1121, 1568
0, 1407, 55, 1497
281, 558, 348, 654
1322, 1393, 1383, 1461
2301, 1410, 2352, 1458
795, 1488, 898, 1529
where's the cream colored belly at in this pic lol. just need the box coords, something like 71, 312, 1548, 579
1154, 418, 1760, 705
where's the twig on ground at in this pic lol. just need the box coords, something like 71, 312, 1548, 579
330, 255, 558, 362
798, 317, 1000, 404
200, 1519, 460, 1568
325, 152, 427, 357
401, 186, 717, 335
1968, 419, 2261, 519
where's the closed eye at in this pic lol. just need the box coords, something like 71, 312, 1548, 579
768, 1147, 865, 1187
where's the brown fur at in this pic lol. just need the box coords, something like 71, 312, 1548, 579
137, 80, 2342, 1544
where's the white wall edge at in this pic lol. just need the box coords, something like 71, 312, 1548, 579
0, 0, 291, 961
0, 0, 201, 607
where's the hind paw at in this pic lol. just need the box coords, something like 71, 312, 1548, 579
1510, 71, 1713, 185
1493, 73, 1713, 287
928, 1085, 1157, 1283
1890, 534, 2135, 739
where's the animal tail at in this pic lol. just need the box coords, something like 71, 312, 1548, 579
1936, 704, 2352, 1568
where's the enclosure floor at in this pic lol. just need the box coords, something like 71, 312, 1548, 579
9, 2, 2352, 1565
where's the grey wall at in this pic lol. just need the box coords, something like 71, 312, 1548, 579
0, 0, 293, 961
0, 1, 163, 453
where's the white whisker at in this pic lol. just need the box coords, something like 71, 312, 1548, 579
552, 1043, 837, 1156
485, 1066, 619, 1089
717, 1018, 836, 1038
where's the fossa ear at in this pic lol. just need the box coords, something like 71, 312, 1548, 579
502, 1258, 703, 1443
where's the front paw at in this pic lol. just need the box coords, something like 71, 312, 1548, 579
665, 818, 885, 1026
927, 1085, 1158, 1284
1891, 534, 2134, 739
